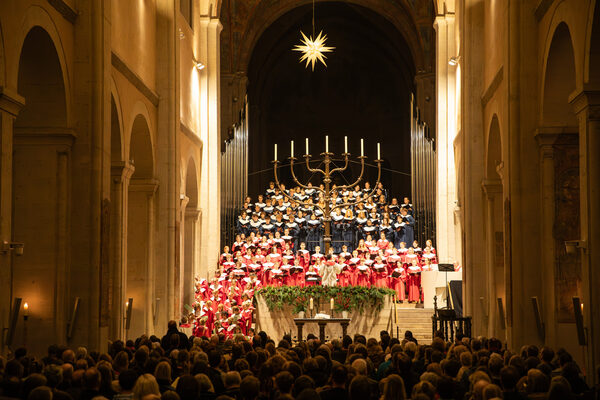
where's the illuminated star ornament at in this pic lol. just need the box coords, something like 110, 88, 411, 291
293, 30, 335, 71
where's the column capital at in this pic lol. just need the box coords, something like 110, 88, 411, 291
481, 179, 502, 197
129, 178, 159, 194
185, 207, 201, 220
0, 86, 25, 116
111, 161, 135, 184
569, 86, 600, 118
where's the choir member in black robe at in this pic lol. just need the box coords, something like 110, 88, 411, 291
400, 208, 415, 245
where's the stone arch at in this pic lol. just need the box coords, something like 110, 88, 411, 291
11, 24, 70, 354
486, 115, 503, 181
110, 78, 124, 162
0, 21, 5, 87
237, 0, 425, 74
129, 114, 155, 178
13, 5, 71, 123
15, 26, 66, 128
541, 22, 577, 127
182, 156, 200, 306
484, 114, 505, 339
586, 0, 600, 84
126, 113, 156, 338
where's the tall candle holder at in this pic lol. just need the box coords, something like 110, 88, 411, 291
273, 137, 382, 253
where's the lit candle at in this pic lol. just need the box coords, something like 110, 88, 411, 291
291, 140, 294, 158
274, 144, 278, 161
23, 302, 29, 316
306, 138, 309, 155
325, 136, 329, 153
377, 143, 381, 159
360, 139, 364, 157
309, 297, 314, 310
330, 298, 334, 311
344, 136, 348, 153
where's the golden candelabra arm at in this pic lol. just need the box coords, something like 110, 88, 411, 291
331, 159, 382, 213
304, 154, 326, 176
329, 153, 350, 175
273, 160, 326, 215
288, 157, 325, 195
331, 156, 367, 193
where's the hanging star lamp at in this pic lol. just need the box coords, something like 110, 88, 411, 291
293, 0, 334, 70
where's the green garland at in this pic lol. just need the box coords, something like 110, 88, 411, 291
256, 286, 395, 314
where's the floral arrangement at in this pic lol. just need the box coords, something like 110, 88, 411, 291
256, 286, 395, 314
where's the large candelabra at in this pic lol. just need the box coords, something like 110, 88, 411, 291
273, 136, 382, 254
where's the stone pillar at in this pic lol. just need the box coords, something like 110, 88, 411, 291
535, 131, 558, 346
198, 15, 222, 277
482, 180, 502, 338
570, 88, 600, 385
178, 196, 190, 313
109, 162, 134, 340
184, 207, 201, 306
0, 87, 24, 354
434, 8, 459, 264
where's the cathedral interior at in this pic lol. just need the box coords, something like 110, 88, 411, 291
1, 0, 600, 390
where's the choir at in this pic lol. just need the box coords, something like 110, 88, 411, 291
192, 182, 442, 338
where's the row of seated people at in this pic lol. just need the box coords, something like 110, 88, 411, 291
1, 327, 594, 400
237, 183, 415, 252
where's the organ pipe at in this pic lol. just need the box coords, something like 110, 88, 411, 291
221, 98, 249, 248
410, 93, 436, 246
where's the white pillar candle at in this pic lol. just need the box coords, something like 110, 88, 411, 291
325, 135, 329, 153
330, 298, 334, 311
306, 138, 309, 155
344, 136, 348, 153
291, 140, 294, 158
274, 144, 277, 161
310, 297, 314, 310
377, 143, 381, 159
360, 139, 364, 157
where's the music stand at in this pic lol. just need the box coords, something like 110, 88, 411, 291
438, 263, 454, 308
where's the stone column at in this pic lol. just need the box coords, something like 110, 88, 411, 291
482, 180, 502, 338
184, 207, 200, 306
109, 162, 134, 340
570, 88, 600, 385
198, 15, 222, 278
434, 8, 459, 264
0, 87, 24, 354
535, 131, 558, 346
178, 196, 189, 313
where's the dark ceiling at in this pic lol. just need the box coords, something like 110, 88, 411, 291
247, 1, 416, 200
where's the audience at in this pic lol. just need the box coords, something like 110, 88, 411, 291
0, 324, 594, 400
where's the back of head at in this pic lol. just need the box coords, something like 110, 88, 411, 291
482, 383, 503, 400
133, 373, 160, 400
330, 365, 348, 386
167, 320, 177, 331
154, 361, 172, 382
240, 376, 260, 400
224, 371, 241, 389
381, 374, 405, 400
295, 388, 321, 400
208, 349, 222, 368
527, 369, 550, 393
119, 369, 139, 391
274, 371, 294, 394
23, 374, 48, 399
500, 366, 519, 391
160, 390, 180, 400
27, 386, 53, 400
349, 375, 370, 400
83, 367, 101, 391
175, 375, 198, 400
547, 376, 572, 400
292, 375, 315, 398
43, 364, 63, 389
351, 359, 367, 376
442, 358, 461, 378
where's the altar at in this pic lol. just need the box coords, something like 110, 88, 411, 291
421, 270, 463, 309
294, 318, 351, 342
